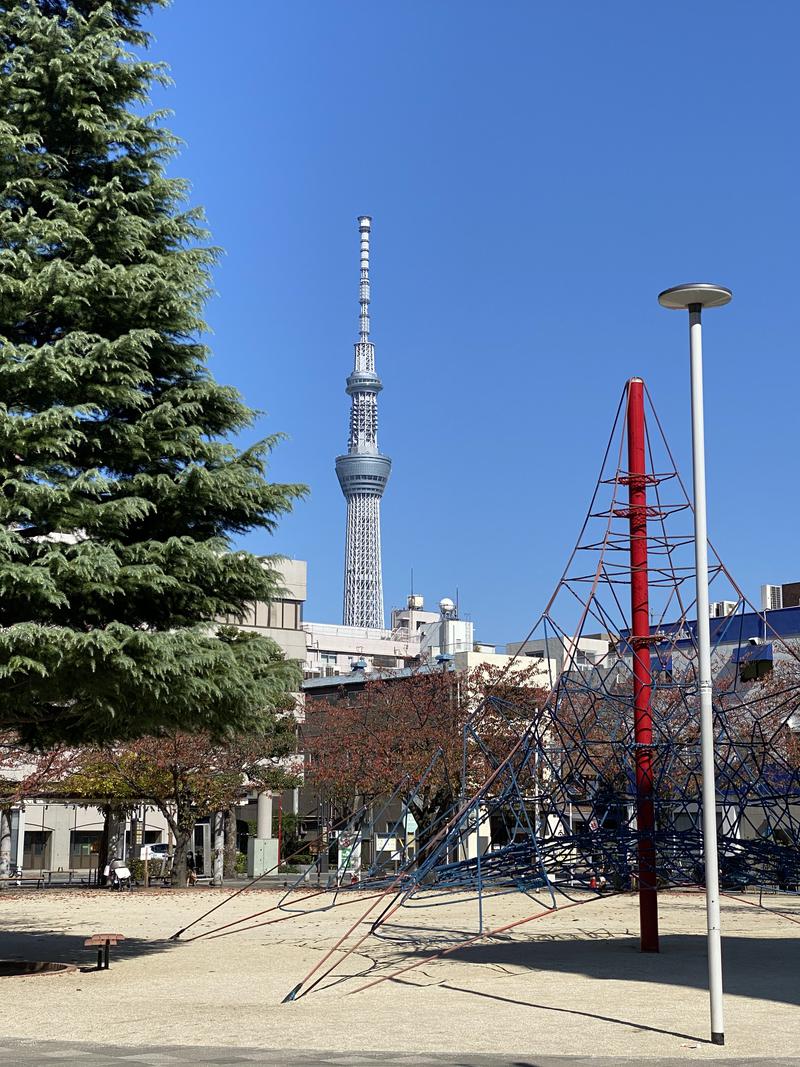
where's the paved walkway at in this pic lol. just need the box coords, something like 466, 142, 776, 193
1, 1043, 798, 1067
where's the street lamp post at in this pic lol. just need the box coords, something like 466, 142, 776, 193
658, 282, 732, 1047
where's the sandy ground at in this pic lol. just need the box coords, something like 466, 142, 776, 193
0, 883, 798, 1061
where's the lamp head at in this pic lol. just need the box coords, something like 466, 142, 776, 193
658, 283, 732, 310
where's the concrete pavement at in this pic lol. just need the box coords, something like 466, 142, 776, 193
1, 1043, 799, 1067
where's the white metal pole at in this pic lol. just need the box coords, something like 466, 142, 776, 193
257, 790, 273, 839
688, 304, 725, 1045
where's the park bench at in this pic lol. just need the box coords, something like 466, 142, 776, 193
0, 869, 97, 889
41, 869, 86, 887
84, 932, 125, 970
0, 875, 39, 889
0, 869, 77, 889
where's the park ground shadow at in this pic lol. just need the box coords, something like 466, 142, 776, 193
403, 932, 800, 1009
0, 924, 178, 970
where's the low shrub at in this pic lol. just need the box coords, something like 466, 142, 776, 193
128, 859, 145, 883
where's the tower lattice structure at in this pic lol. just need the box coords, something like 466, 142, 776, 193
336, 217, 391, 629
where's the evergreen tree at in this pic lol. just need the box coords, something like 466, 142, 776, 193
0, 1, 306, 744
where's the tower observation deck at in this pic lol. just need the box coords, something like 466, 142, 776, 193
335, 216, 391, 628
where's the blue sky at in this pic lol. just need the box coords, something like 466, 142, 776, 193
147, 1, 798, 646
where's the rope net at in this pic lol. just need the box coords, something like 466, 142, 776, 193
349, 380, 800, 902
179, 381, 800, 998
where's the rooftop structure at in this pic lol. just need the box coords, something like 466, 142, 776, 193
761, 581, 800, 611
506, 633, 612, 688
303, 594, 474, 680
335, 217, 391, 629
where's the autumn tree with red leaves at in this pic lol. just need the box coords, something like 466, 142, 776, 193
303, 662, 548, 858
0, 735, 75, 883
70, 726, 301, 886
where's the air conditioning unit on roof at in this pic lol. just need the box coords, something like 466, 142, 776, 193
709, 601, 737, 618
761, 584, 783, 611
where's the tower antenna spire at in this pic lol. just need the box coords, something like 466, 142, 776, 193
335, 217, 392, 628
358, 215, 371, 343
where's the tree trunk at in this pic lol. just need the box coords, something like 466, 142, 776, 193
98, 806, 110, 886
211, 810, 224, 886
0, 807, 12, 887
98, 805, 128, 886
223, 807, 238, 879
173, 825, 192, 887
109, 809, 126, 865
412, 793, 455, 875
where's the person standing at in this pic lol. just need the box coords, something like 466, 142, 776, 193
186, 850, 198, 887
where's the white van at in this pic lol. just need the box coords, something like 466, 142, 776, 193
138, 842, 170, 861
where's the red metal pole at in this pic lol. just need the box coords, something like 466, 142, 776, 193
627, 377, 659, 952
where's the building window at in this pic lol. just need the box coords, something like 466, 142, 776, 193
70, 830, 103, 870
22, 830, 51, 870
265, 600, 303, 630
372, 654, 398, 668
320, 654, 338, 676
124, 828, 162, 859
739, 657, 773, 683
733, 643, 774, 683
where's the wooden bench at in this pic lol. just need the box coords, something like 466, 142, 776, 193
0, 869, 94, 890
0, 875, 42, 889
41, 869, 86, 887
85, 932, 125, 970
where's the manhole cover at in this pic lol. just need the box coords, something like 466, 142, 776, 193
0, 960, 77, 976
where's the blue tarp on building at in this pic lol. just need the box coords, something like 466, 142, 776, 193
620, 606, 800, 655
730, 642, 774, 664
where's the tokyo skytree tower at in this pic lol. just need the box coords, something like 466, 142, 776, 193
335, 216, 391, 629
